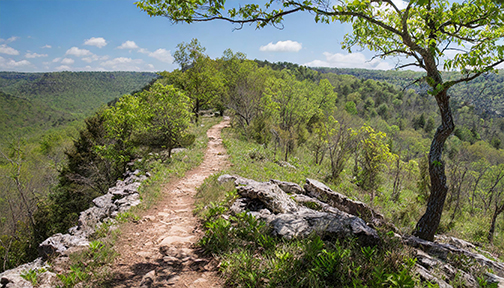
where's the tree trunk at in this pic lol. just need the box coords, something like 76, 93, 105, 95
414, 89, 454, 241
488, 203, 504, 243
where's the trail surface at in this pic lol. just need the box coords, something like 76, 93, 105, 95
111, 119, 229, 287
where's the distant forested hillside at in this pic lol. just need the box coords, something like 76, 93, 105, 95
0, 71, 158, 135
313, 67, 504, 117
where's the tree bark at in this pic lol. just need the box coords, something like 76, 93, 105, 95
414, 89, 454, 241
488, 203, 504, 243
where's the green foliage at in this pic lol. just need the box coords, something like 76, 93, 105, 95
0, 71, 157, 136
56, 239, 116, 287
356, 124, 395, 193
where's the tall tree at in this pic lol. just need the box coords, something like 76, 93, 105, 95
137, 0, 504, 241
173, 38, 206, 72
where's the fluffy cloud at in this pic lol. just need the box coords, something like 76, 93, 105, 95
52, 57, 62, 63
0, 44, 20, 55
61, 58, 75, 65
82, 54, 109, 63
148, 49, 173, 63
25, 52, 48, 58
138, 48, 149, 54
0, 36, 20, 43
0, 56, 31, 69
304, 52, 393, 70
84, 37, 107, 48
259, 40, 302, 52
117, 41, 139, 50
55, 65, 71, 71
100, 57, 143, 71
66, 47, 92, 57
41, 44, 52, 49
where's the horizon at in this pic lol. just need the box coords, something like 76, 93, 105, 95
2, 0, 407, 73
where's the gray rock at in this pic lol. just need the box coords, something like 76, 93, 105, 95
270, 179, 304, 195
92, 193, 115, 209
230, 177, 380, 246
115, 192, 141, 212
304, 178, 385, 226
237, 181, 298, 214
72, 205, 114, 237
485, 273, 504, 287
139, 270, 156, 288
266, 208, 380, 246
38, 233, 89, 258
405, 235, 504, 278
218, 174, 259, 186
415, 264, 453, 288
0, 258, 47, 288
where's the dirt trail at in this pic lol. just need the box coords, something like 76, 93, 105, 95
111, 119, 230, 288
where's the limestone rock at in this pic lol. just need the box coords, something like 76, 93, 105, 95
405, 235, 504, 278
115, 192, 141, 212
0, 258, 46, 288
237, 181, 298, 214
270, 179, 304, 195
304, 178, 385, 226
218, 174, 259, 186
38, 233, 89, 258
230, 176, 380, 246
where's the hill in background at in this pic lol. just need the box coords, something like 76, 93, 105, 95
314, 67, 504, 118
0, 71, 158, 136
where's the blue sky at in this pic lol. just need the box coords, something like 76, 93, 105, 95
0, 0, 398, 72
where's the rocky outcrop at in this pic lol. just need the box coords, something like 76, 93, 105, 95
219, 174, 504, 287
221, 175, 381, 246
0, 170, 147, 288
405, 235, 504, 286
304, 178, 386, 227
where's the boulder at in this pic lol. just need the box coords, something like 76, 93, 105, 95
230, 176, 380, 246
405, 235, 504, 278
270, 179, 304, 195
304, 178, 385, 227
218, 174, 259, 186
115, 193, 141, 212
38, 234, 89, 258
0, 258, 47, 288
237, 181, 298, 214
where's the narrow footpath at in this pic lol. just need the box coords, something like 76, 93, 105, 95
111, 119, 230, 288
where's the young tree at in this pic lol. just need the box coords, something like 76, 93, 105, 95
137, 0, 504, 241
173, 38, 206, 72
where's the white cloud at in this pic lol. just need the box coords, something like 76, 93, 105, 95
41, 45, 52, 49
0, 56, 31, 69
259, 40, 302, 52
65, 46, 92, 57
100, 57, 143, 71
147, 64, 155, 70
82, 54, 109, 63
138, 48, 149, 54
84, 37, 107, 48
304, 52, 393, 70
61, 58, 75, 65
0, 44, 20, 55
55, 65, 71, 71
6, 36, 19, 43
148, 48, 173, 63
25, 52, 48, 58
52, 57, 62, 63
117, 41, 139, 50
